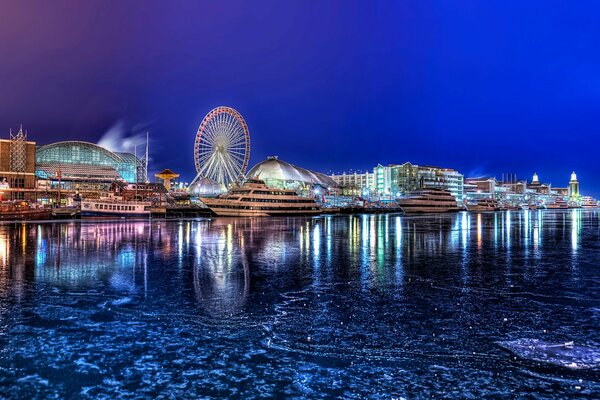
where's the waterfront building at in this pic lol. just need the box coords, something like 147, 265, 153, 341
553, 187, 569, 196
464, 177, 497, 196
332, 162, 464, 202
416, 165, 464, 202
329, 171, 373, 196
0, 127, 37, 201
35, 141, 145, 200
527, 172, 552, 195
246, 156, 336, 194
389, 162, 420, 195
463, 172, 589, 207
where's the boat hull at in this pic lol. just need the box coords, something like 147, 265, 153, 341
208, 208, 321, 217
81, 211, 151, 218
0, 210, 53, 221
466, 207, 498, 212
399, 207, 459, 214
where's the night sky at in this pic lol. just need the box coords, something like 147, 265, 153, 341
1, 1, 599, 196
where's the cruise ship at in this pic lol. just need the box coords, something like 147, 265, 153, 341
466, 198, 499, 212
200, 179, 321, 217
81, 194, 152, 217
397, 188, 459, 214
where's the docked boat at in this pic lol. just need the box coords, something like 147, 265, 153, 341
199, 178, 321, 217
80, 194, 151, 217
545, 197, 568, 209
581, 196, 599, 209
466, 198, 499, 212
0, 202, 52, 221
397, 188, 459, 214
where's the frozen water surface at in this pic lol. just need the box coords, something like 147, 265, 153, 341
0, 210, 598, 398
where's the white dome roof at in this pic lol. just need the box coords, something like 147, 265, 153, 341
247, 156, 336, 188
188, 176, 224, 197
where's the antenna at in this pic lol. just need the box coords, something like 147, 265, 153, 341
145, 132, 149, 183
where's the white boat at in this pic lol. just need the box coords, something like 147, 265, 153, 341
200, 178, 321, 217
81, 194, 151, 217
581, 196, 599, 209
397, 188, 459, 214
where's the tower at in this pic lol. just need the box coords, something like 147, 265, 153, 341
531, 173, 540, 185
10, 125, 27, 173
568, 171, 579, 198
135, 133, 150, 183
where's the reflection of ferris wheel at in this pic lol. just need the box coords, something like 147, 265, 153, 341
193, 106, 251, 187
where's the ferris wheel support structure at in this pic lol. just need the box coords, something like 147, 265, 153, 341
192, 106, 251, 187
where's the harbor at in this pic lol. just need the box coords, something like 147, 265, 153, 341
0, 114, 596, 222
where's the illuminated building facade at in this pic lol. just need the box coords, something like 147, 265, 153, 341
416, 166, 464, 202
0, 127, 37, 200
36, 141, 143, 198
331, 162, 464, 202
329, 171, 373, 195
462, 172, 596, 207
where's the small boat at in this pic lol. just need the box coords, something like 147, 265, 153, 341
397, 188, 459, 214
466, 198, 499, 212
81, 194, 151, 218
0, 202, 52, 221
200, 178, 321, 217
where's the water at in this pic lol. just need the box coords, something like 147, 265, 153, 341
0, 210, 598, 399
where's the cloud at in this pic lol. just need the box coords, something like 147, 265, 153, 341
465, 166, 492, 179
97, 119, 150, 156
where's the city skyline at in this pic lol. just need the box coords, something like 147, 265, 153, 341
1, 1, 600, 197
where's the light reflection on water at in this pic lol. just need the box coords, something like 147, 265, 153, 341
0, 210, 598, 398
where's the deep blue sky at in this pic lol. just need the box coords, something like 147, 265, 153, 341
1, 1, 599, 196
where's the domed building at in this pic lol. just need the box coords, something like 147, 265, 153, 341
36, 141, 141, 183
35, 141, 145, 198
246, 156, 336, 193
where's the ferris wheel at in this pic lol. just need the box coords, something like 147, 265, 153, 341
193, 106, 251, 187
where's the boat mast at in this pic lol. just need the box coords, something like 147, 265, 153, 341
145, 132, 149, 183
134, 144, 139, 200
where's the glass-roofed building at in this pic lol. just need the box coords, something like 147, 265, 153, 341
35, 141, 143, 195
